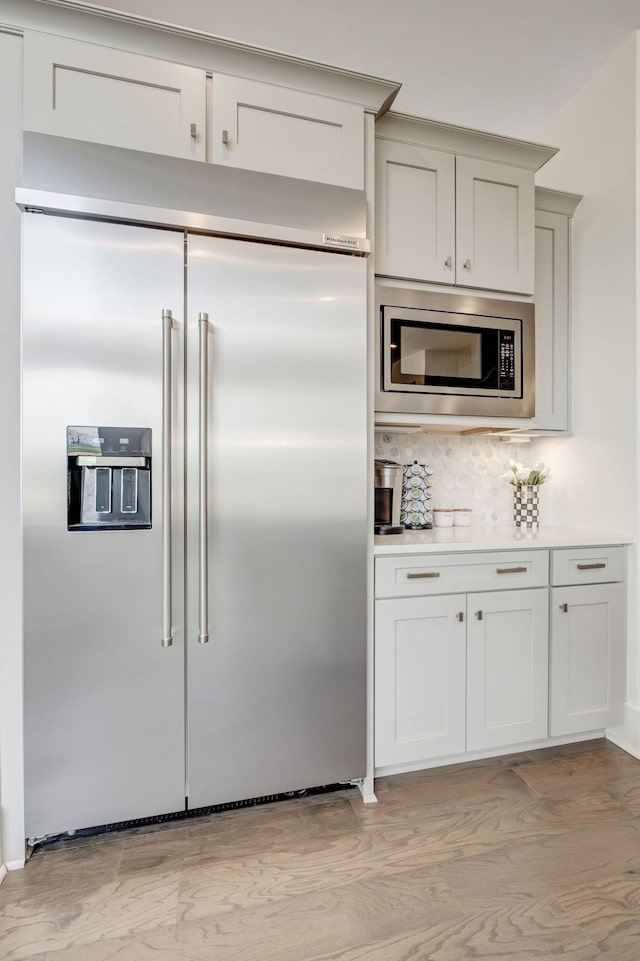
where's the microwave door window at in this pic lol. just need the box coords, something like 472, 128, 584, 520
390, 320, 499, 390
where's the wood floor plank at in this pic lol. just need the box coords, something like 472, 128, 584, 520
0, 870, 180, 961
295, 896, 602, 961
514, 748, 640, 796
555, 872, 640, 957
438, 820, 640, 913
176, 865, 464, 961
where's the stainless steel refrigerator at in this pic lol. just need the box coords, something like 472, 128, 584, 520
22, 193, 367, 838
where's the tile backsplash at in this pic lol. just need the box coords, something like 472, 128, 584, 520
375, 433, 532, 526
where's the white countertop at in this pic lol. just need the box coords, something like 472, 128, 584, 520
374, 526, 634, 555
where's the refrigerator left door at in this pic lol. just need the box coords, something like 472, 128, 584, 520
23, 216, 186, 838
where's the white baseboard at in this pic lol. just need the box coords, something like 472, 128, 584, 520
5, 856, 25, 871
607, 702, 640, 758
0, 863, 7, 884
375, 730, 606, 778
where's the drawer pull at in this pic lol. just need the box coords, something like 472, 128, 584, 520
456, 612, 464, 622
576, 562, 606, 571
475, 610, 483, 620
407, 571, 440, 579
496, 566, 527, 574
560, 603, 568, 613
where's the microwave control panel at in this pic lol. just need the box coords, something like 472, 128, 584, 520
499, 331, 516, 391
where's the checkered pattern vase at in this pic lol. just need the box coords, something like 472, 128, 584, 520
513, 485, 540, 529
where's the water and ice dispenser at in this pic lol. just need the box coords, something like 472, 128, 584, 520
67, 426, 152, 531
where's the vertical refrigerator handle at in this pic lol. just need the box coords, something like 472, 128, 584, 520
198, 312, 210, 644
161, 309, 174, 648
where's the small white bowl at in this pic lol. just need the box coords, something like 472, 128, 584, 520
432, 509, 454, 528
453, 509, 472, 527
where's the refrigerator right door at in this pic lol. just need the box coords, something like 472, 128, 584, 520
186, 235, 367, 807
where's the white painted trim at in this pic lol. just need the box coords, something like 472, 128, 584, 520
535, 187, 583, 217
5, 857, 25, 872
375, 730, 606, 777
607, 702, 640, 758
376, 112, 558, 171
0, 0, 401, 115
0, 864, 7, 884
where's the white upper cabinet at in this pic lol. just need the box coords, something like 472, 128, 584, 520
375, 114, 556, 296
375, 140, 455, 284
533, 189, 582, 433
455, 156, 534, 293
210, 75, 364, 188
23, 32, 206, 160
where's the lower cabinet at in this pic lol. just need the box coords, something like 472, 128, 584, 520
374, 545, 626, 772
375, 594, 466, 767
467, 588, 549, 751
550, 582, 625, 736
375, 586, 548, 767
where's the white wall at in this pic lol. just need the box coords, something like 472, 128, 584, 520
531, 33, 640, 750
0, 31, 25, 868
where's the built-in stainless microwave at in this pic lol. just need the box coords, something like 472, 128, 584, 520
376, 286, 535, 418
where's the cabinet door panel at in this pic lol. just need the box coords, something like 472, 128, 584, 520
375, 594, 465, 767
211, 75, 363, 188
23, 32, 206, 160
375, 140, 455, 284
550, 584, 625, 735
456, 156, 534, 293
467, 588, 548, 750
534, 210, 569, 430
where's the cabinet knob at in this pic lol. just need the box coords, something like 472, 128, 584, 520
475, 610, 483, 620
222, 129, 230, 146
559, 603, 568, 613
190, 123, 197, 140
456, 611, 464, 622
463, 259, 471, 270
444, 256, 453, 267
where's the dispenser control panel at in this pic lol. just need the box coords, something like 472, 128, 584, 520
67, 426, 152, 531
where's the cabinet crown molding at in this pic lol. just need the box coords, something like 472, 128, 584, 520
2, 0, 401, 116
376, 111, 558, 172
535, 186, 583, 217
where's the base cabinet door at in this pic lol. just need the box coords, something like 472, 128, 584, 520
466, 588, 549, 751
550, 583, 625, 735
375, 594, 466, 767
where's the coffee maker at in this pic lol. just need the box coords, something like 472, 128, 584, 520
374, 459, 404, 534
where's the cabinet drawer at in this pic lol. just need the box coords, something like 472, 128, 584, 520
550, 547, 625, 586
375, 550, 549, 598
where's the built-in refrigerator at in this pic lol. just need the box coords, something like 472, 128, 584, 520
21, 152, 367, 838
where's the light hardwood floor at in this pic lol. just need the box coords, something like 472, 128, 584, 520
3, 738, 640, 960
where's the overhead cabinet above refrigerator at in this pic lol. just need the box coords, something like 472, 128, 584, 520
20, 139, 368, 839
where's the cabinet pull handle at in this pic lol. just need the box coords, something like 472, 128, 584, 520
406, 571, 440, 579
161, 309, 173, 648
456, 612, 464, 622
444, 256, 453, 267
463, 259, 471, 269
198, 313, 210, 644
475, 610, 483, 620
190, 122, 197, 140
222, 129, 229, 145
496, 566, 528, 574
560, 603, 568, 613
577, 562, 606, 570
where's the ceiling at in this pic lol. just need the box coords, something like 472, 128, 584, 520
83, 0, 640, 138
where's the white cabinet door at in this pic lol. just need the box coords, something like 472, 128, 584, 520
375, 594, 466, 767
534, 210, 569, 431
210, 75, 364, 188
456, 156, 535, 294
466, 588, 549, 751
23, 32, 206, 160
550, 584, 625, 735
375, 140, 455, 284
